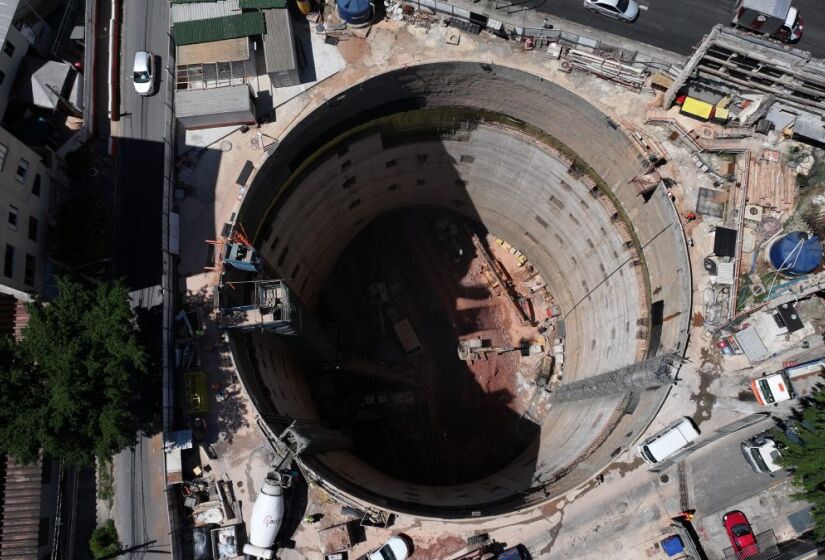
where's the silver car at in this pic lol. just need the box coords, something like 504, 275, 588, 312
583, 0, 640, 22
132, 51, 156, 96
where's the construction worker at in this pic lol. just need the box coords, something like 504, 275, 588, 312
684, 211, 697, 222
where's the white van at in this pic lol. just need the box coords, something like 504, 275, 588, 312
638, 417, 700, 464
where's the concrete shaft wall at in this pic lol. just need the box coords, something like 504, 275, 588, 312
230, 62, 692, 518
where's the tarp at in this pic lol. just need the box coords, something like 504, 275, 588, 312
681, 97, 714, 120
769, 232, 823, 276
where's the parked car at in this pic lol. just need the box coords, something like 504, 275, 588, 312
740, 434, 783, 473
583, 0, 640, 22
722, 511, 759, 558
638, 417, 700, 464
366, 536, 411, 560
132, 51, 156, 96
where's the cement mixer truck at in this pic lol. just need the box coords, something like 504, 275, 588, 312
243, 472, 292, 559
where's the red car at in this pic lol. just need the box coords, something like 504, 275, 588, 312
722, 510, 758, 558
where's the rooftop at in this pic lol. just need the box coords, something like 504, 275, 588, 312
173, 11, 265, 45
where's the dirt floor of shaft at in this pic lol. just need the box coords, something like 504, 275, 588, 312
309, 207, 541, 486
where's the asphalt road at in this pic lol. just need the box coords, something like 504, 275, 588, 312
535, 0, 825, 58
114, 0, 169, 290
111, 0, 171, 556
113, 435, 171, 559
687, 418, 789, 517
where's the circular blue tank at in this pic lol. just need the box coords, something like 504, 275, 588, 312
769, 231, 823, 276
337, 0, 372, 25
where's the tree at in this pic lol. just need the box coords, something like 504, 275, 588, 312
0, 277, 148, 465
89, 520, 120, 559
774, 388, 825, 540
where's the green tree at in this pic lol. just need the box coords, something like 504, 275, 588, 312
774, 388, 825, 539
0, 277, 148, 465
89, 520, 120, 559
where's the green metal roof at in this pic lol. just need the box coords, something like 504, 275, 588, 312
173, 12, 266, 46
239, 0, 287, 8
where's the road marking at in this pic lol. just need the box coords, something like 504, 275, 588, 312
639, 4, 649, 10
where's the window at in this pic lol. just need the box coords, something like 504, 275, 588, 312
2, 41, 14, 56
24, 254, 34, 286
32, 174, 41, 196
4, 244, 13, 278
7, 206, 17, 230
28, 216, 37, 241
0, 143, 6, 170
16, 158, 28, 183
0, 71, 5, 85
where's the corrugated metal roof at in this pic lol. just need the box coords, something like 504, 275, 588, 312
177, 37, 250, 65
171, 0, 221, 4
173, 11, 265, 45
176, 84, 252, 118
262, 9, 296, 74
240, 0, 287, 7
0, 456, 43, 560
715, 260, 735, 285
734, 325, 770, 363
0, 0, 21, 45
171, 0, 241, 24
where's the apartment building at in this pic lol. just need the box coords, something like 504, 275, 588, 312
0, 126, 48, 298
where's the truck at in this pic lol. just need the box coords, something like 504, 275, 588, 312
750, 370, 795, 406
731, 0, 803, 43
243, 472, 291, 559
740, 433, 783, 473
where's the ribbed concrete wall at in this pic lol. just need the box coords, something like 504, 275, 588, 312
230, 62, 691, 518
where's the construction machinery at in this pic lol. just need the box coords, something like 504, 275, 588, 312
457, 339, 514, 362
243, 471, 292, 559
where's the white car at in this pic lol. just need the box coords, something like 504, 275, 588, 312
366, 536, 411, 560
132, 51, 156, 96
583, 0, 640, 22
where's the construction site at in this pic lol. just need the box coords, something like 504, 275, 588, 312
212, 62, 692, 520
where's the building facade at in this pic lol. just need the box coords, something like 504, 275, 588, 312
0, 127, 49, 298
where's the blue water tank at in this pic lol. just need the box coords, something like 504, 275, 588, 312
769, 231, 823, 276
661, 535, 684, 557
337, 0, 372, 25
